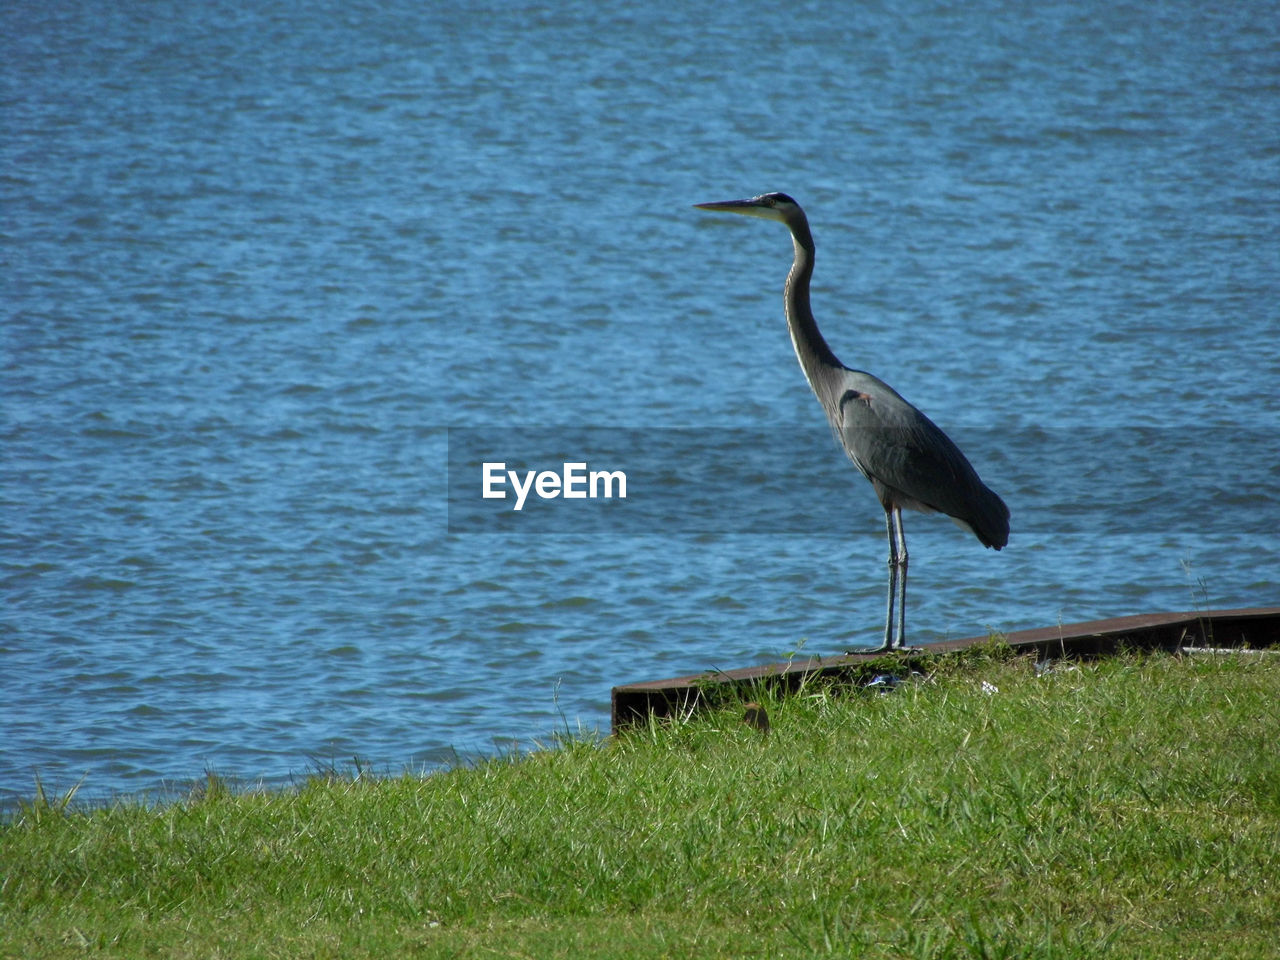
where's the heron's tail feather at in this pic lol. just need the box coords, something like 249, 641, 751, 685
969, 483, 1010, 550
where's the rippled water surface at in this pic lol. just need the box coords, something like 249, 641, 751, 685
3, 0, 1278, 805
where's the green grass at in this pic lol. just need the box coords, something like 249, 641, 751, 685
3, 649, 1279, 958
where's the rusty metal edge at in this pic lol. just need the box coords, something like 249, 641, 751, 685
610, 606, 1280, 734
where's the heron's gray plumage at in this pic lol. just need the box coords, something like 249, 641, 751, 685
831, 370, 1010, 549
695, 192, 1009, 650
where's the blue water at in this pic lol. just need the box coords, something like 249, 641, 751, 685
3, 0, 1278, 806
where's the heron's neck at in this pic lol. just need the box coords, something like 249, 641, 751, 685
784, 225, 843, 391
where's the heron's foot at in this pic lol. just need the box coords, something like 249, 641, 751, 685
843, 643, 896, 656
843, 643, 924, 656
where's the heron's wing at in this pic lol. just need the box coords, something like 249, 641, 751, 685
832, 370, 1009, 548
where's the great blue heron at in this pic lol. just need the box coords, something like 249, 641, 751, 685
694, 192, 1009, 652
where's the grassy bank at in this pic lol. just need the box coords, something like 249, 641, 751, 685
3, 648, 1278, 958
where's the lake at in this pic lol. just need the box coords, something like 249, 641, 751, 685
3, 0, 1277, 807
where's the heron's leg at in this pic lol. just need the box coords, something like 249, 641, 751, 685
892, 508, 909, 649
879, 510, 897, 652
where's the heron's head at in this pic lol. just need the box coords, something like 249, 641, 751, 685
694, 192, 803, 224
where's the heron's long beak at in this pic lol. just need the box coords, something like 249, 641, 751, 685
694, 198, 767, 216
693, 197, 785, 222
